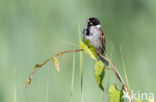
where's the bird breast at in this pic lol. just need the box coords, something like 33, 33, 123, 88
83, 26, 102, 49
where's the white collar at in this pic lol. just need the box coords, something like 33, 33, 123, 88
96, 25, 101, 28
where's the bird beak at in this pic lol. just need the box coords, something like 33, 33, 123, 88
85, 19, 90, 23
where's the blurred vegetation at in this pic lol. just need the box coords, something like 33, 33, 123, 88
0, 0, 156, 102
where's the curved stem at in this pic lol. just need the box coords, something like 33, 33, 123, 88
97, 52, 132, 102
25, 49, 83, 89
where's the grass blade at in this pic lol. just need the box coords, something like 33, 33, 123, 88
46, 66, 49, 102
78, 19, 84, 102
70, 52, 75, 102
120, 46, 130, 89
14, 67, 16, 102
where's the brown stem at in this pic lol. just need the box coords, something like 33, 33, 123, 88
25, 49, 83, 89
55, 49, 83, 56
97, 52, 131, 102
25, 47, 131, 101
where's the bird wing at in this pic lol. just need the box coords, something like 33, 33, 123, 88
99, 28, 106, 52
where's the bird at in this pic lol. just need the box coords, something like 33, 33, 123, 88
83, 17, 108, 65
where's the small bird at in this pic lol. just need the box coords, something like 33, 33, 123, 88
83, 17, 108, 65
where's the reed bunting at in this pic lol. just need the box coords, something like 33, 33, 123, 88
83, 17, 108, 65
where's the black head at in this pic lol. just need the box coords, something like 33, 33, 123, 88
87, 17, 100, 26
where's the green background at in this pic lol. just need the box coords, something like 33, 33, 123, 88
0, 0, 156, 102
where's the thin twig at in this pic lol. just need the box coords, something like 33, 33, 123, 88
25, 47, 132, 101
25, 49, 83, 89
55, 49, 83, 56
97, 52, 132, 102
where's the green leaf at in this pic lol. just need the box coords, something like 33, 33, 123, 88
79, 40, 97, 60
147, 98, 155, 102
94, 60, 105, 91
109, 84, 123, 102
83, 39, 98, 58
135, 98, 142, 102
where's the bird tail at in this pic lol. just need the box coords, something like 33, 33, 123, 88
98, 55, 108, 66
